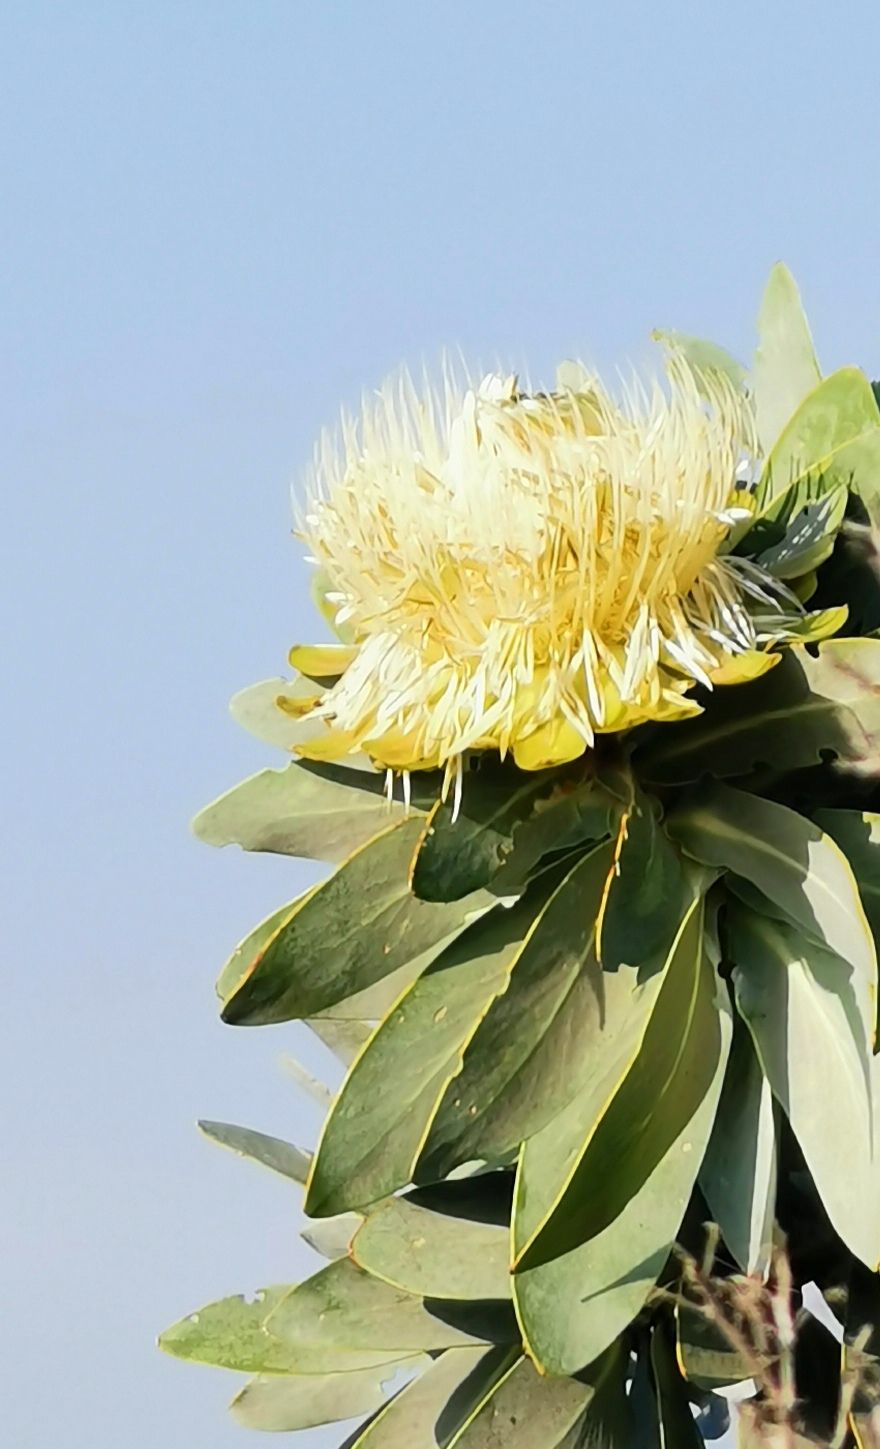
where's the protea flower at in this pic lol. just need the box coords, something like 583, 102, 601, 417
163, 267, 880, 1447
293, 359, 840, 795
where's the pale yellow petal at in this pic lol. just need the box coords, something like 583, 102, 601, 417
275, 691, 322, 719
288, 643, 358, 680
708, 650, 781, 687
512, 717, 588, 771
293, 727, 361, 762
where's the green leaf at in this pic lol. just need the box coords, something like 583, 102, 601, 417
725, 870, 793, 927
668, 782, 877, 1042
410, 763, 612, 903
452, 1340, 631, 1448
342, 1346, 518, 1449
512, 901, 732, 1375
307, 1016, 374, 1065
728, 907, 879, 1269
305, 860, 599, 1216
195, 1121, 363, 1262
638, 639, 880, 785
266, 1258, 519, 1356
197, 1120, 311, 1185
814, 807, 880, 1038
158, 1286, 411, 1374
301, 1213, 362, 1260
352, 1191, 511, 1302
513, 893, 728, 1272
228, 677, 335, 754
418, 842, 698, 1186
193, 760, 430, 865
699, 1022, 776, 1276
651, 328, 747, 392
599, 790, 687, 968
216, 894, 318, 1004
754, 483, 847, 580
650, 1323, 704, 1447
307, 951, 445, 1026
220, 818, 499, 1026
753, 262, 822, 455
753, 366, 880, 519
417, 841, 646, 1182
280, 1054, 334, 1109
159, 1286, 294, 1372
229, 1364, 397, 1432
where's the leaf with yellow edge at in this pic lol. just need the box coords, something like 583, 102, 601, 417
598, 789, 687, 968
342, 1346, 517, 1449
417, 841, 660, 1182
305, 854, 605, 1216
266, 1257, 519, 1356
352, 1186, 511, 1302
158, 1285, 414, 1375
728, 907, 879, 1270
215, 891, 320, 1004
668, 782, 877, 1045
512, 892, 726, 1272
220, 818, 499, 1025
410, 761, 614, 903
699, 1021, 776, 1277
449, 1341, 631, 1448
511, 899, 731, 1377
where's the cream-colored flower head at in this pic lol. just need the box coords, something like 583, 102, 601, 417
292, 361, 834, 783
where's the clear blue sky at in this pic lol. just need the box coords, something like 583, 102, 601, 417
3, 3, 879, 1445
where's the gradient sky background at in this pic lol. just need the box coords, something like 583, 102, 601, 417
4, 3, 880, 1445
